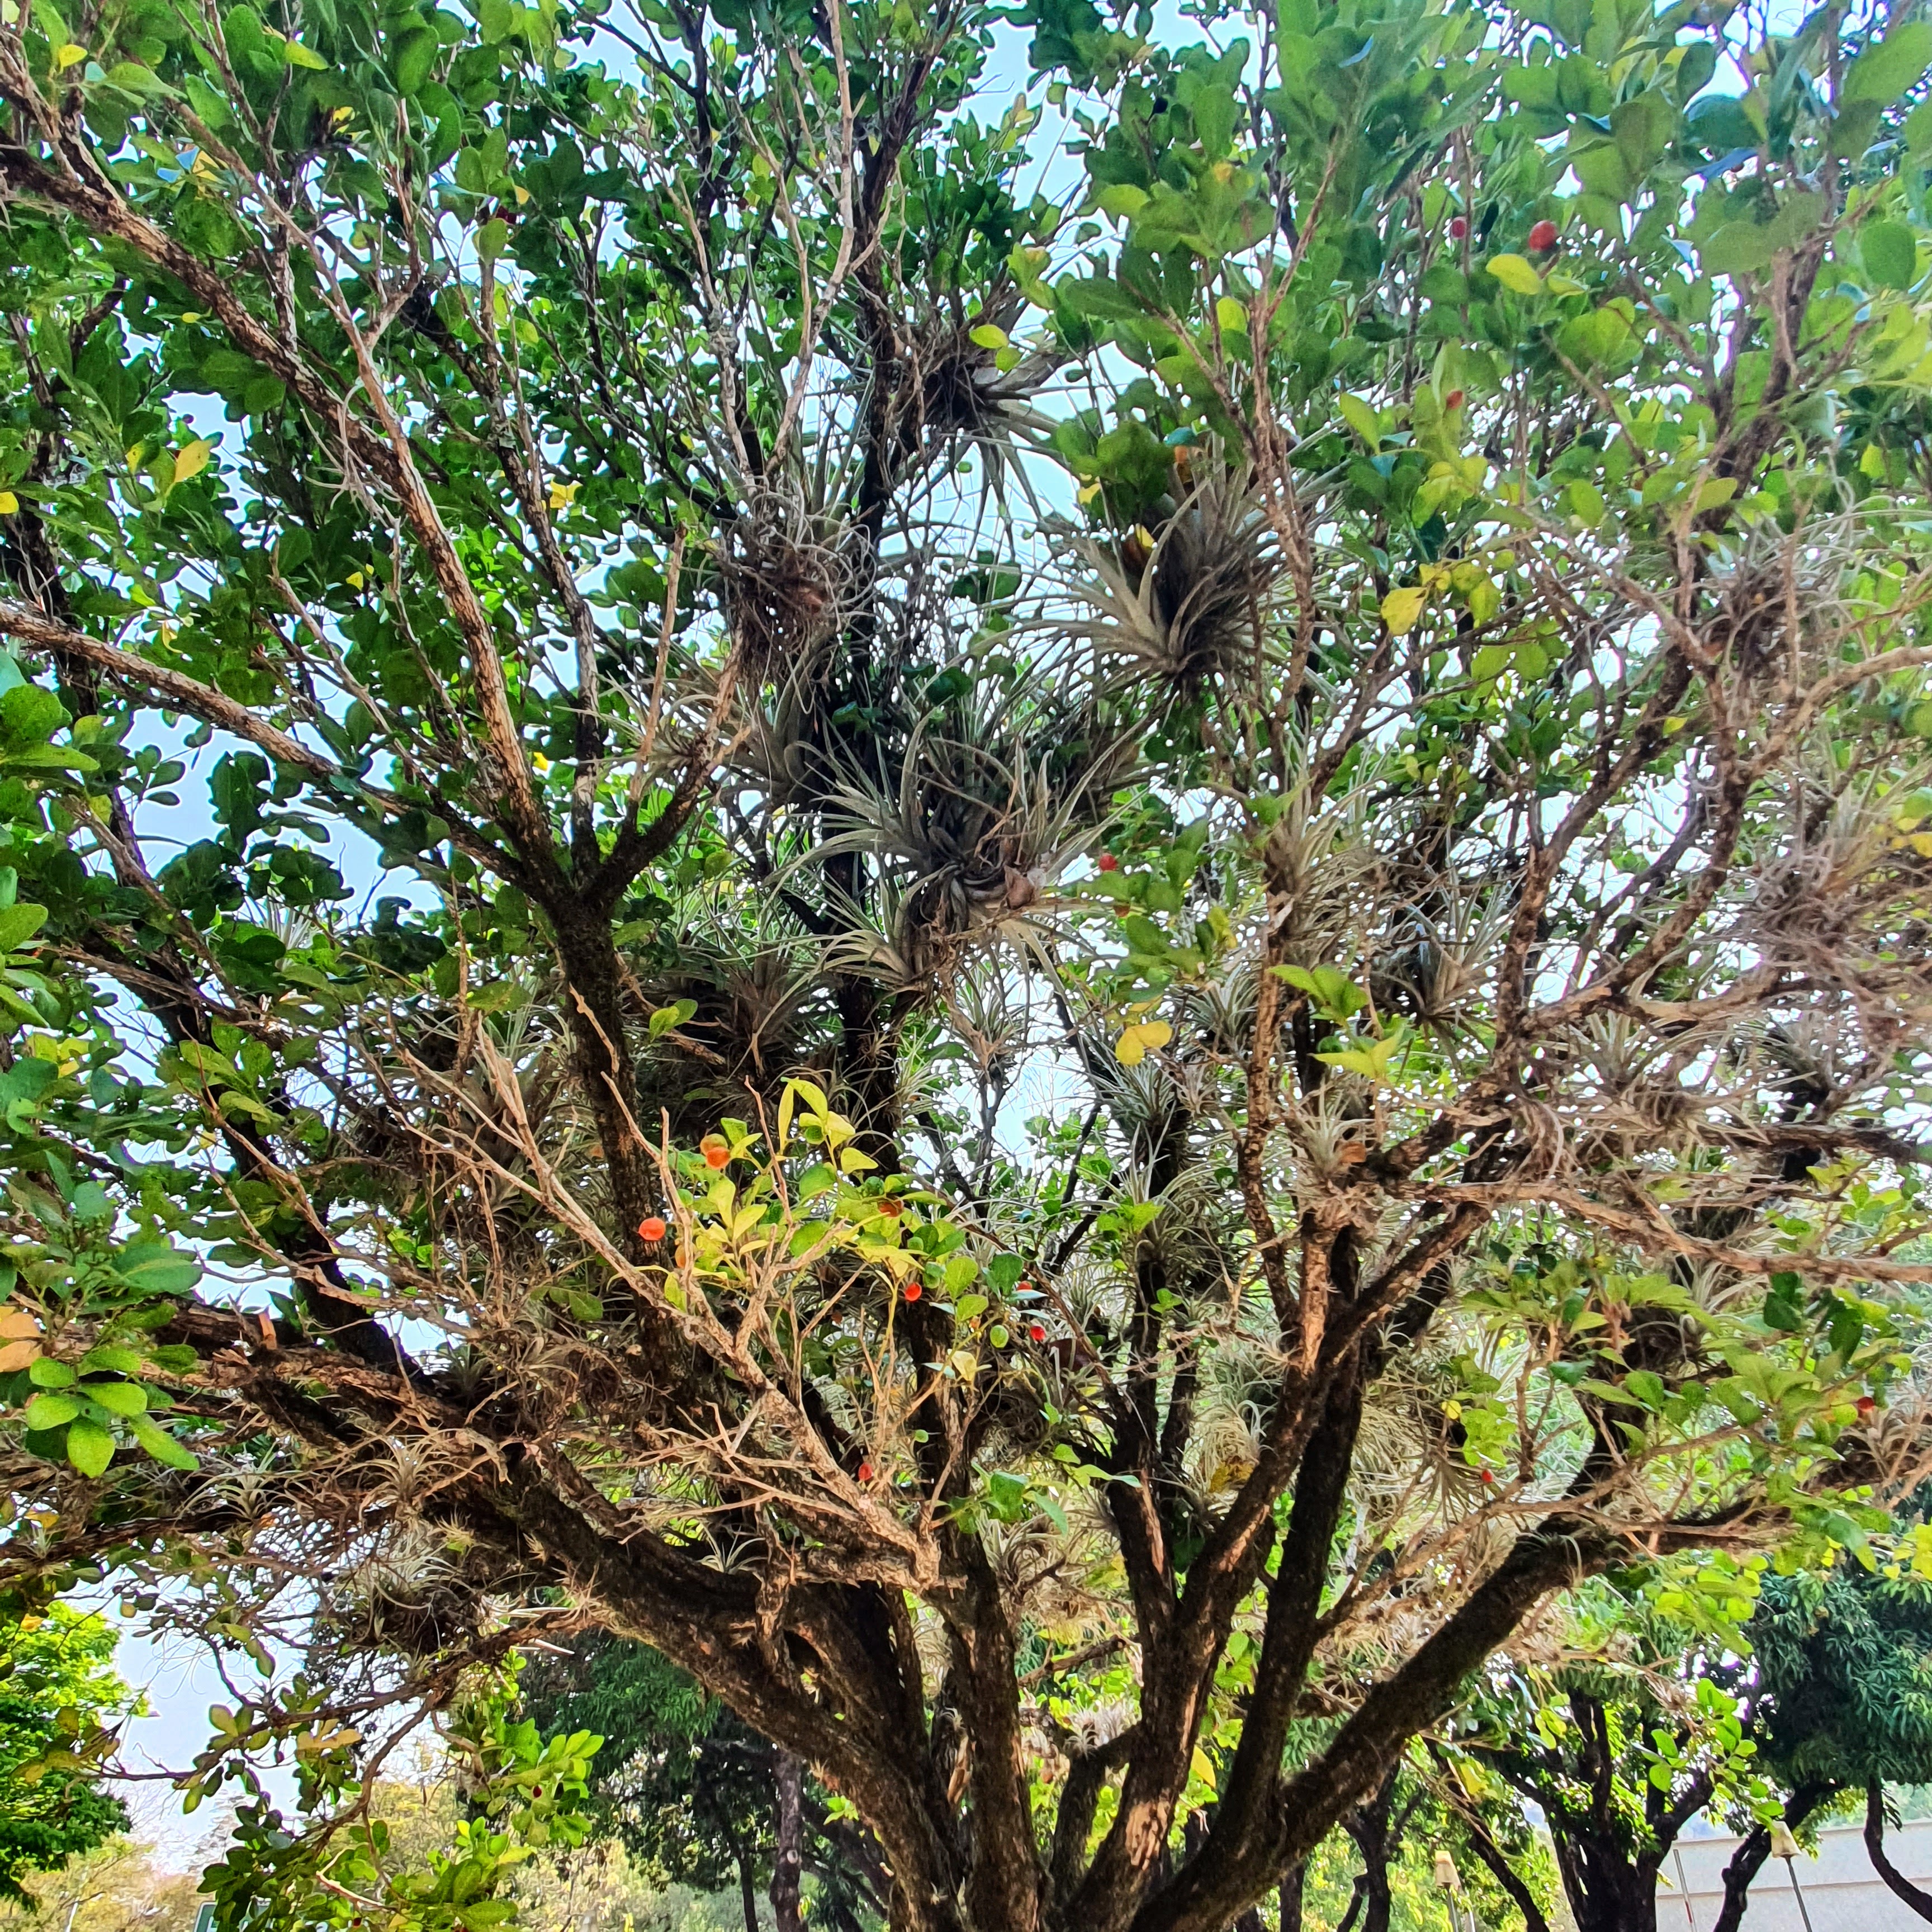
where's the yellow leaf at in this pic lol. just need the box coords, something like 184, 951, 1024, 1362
547, 479, 580, 510
0, 493, 16, 517
512, 183, 531, 206
1115, 1019, 1173, 1067
1215, 295, 1247, 332
1076, 480, 1104, 505
173, 438, 214, 483
1485, 252, 1544, 295
1381, 584, 1428, 634
54, 42, 86, 67
969, 323, 1009, 349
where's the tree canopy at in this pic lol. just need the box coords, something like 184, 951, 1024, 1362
0, 1608, 135, 1902
2, 0, 1932, 1921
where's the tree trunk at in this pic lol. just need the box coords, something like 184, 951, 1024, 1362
1344, 1772, 1399, 1932
1276, 1859, 1306, 1932
1868, 1781, 1932, 1922
1558, 1847, 1660, 1932
772, 1750, 806, 1932
1710, 1780, 1839, 1932
735, 1838, 761, 1932
1453, 1803, 1552, 1932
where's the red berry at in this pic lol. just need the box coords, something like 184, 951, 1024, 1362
1097, 852, 1120, 872
1858, 1395, 1877, 1418
1527, 219, 1559, 253
638, 1215, 667, 1242
1029, 1324, 1046, 1343
858, 1460, 874, 1482
1442, 389, 1464, 410
1480, 1469, 1494, 1484
1449, 215, 1468, 239
904, 1282, 922, 1302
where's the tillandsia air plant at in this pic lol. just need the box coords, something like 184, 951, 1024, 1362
0, 0, 1930, 1923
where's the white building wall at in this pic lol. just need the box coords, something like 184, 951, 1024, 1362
1659, 1819, 1932, 1930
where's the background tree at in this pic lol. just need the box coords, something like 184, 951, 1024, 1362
1467, 1587, 1775, 1932
1703, 1560, 1932, 1929
518, 1635, 886, 1932
0, 1610, 135, 1903
0, 0, 1929, 1925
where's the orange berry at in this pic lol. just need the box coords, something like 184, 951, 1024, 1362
1449, 215, 1468, 239
638, 1215, 667, 1242
877, 1197, 902, 1218
904, 1282, 922, 1302
702, 1137, 730, 1169
1443, 389, 1464, 410
858, 1460, 874, 1482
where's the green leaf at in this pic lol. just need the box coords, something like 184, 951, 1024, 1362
280, 34, 329, 67
1863, 220, 1919, 291
81, 1380, 147, 1417
77, 1346, 143, 1377
1316, 1022, 1409, 1085
1764, 1271, 1806, 1332
649, 997, 698, 1038
1337, 392, 1381, 446
22, 1393, 80, 1429
1843, 21, 1932, 103
64, 1418, 112, 1477
0, 904, 48, 954
391, 25, 438, 93
113, 1240, 202, 1296
1701, 222, 1777, 278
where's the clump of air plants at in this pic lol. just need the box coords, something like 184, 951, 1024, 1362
806, 680, 1137, 986
714, 482, 849, 677
1050, 458, 1285, 694
911, 296, 1060, 470
626, 911, 822, 1138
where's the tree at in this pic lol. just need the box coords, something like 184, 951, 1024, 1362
0, 1834, 208, 1932
0, 0, 1930, 1923
1703, 1561, 1932, 1930
0, 1611, 135, 1902
1467, 1587, 1775, 1932
517, 1635, 885, 1932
